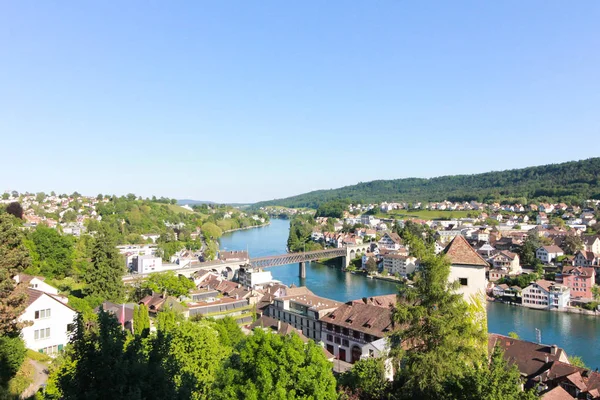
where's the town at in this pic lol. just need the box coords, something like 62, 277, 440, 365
3, 191, 600, 399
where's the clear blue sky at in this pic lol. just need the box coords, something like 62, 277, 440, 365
1, 1, 599, 203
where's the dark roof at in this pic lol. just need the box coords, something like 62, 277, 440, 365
351, 294, 397, 309
488, 334, 568, 381
444, 236, 489, 267
25, 288, 44, 308
321, 302, 396, 338
562, 266, 595, 277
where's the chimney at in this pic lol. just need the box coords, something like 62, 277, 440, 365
545, 355, 549, 363
277, 320, 281, 331
550, 345, 558, 355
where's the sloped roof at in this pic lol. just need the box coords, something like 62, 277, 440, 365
488, 334, 567, 379
443, 236, 489, 267
540, 386, 573, 400
321, 302, 396, 338
562, 266, 595, 277
351, 294, 397, 309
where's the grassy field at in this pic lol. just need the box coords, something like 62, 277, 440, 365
374, 209, 473, 220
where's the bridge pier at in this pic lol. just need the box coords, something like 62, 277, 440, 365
341, 256, 349, 269
299, 262, 306, 278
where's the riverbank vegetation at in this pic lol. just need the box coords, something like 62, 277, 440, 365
254, 157, 600, 209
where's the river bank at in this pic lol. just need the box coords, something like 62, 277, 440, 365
487, 298, 600, 316
222, 221, 271, 234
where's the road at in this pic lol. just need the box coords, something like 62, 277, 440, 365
20, 359, 49, 399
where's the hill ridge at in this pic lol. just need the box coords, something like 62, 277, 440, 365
253, 158, 600, 208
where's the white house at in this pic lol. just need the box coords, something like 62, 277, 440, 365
377, 232, 403, 251
19, 288, 77, 355
521, 280, 570, 310
536, 245, 564, 264
381, 254, 419, 277
443, 236, 488, 303
14, 274, 59, 295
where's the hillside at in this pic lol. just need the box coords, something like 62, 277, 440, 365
254, 158, 600, 209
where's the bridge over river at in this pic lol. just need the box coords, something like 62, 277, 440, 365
122, 244, 369, 283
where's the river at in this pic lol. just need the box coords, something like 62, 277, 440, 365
219, 218, 600, 368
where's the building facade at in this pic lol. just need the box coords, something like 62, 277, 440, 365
522, 280, 570, 310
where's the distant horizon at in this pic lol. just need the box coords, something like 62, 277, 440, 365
2, 2, 599, 203
5, 156, 598, 204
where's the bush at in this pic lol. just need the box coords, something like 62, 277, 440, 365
0, 336, 27, 385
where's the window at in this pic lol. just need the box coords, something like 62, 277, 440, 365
334, 337, 341, 344
459, 278, 468, 286
342, 339, 349, 347
34, 328, 50, 340
327, 334, 333, 342
342, 327, 349, 336
353, 330, 361, 339
327, 323, 333, 331
34, 308, 51, 319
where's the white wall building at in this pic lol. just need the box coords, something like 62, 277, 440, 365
443, 236, 488, 303
522, 280, 570, 310
131, 255, 163, 273
382, 255, 418, 277
536, 246, 564, 264
19, 288, 77, 355
238, 267, 276, 289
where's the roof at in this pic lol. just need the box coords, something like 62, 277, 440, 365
488, 334, 567, 379
582, 235, 600, 245
351, 294, 397, 309
539, 245, 564, 253
443, 236, 489, 267
562, 266, 595, 277
24, 288, 76, 312
321, 302, 396, 338
16, 273, 45, 284
530, 280, 567, 293
279, 293, 341, 311
540, 386, 573, 400
545, 361, 600, 396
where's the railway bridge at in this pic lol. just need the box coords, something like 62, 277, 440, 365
122, 244, 370, 283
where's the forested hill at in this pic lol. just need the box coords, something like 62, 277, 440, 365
254, 158, 600, 209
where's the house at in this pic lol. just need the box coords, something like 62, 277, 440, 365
492, 284, 509, 297
561, 266, 596, 300
536, 246, 565, 264
490, 251, 521, 275
18, 287, 77, 356
140, 293, 189, 317
537, 212, 550, 225
522, 280, 570, 310
536, 361, 600, 399
443, 236, 489, 302
237, 267, 276, 289
381, 254, 418, 277
131, 255, 163, 273
377, 232, 403, 251
98, 302, 135, 332
573, 250, 600, 268
320, 302, 396, 364
582, 236, 600, 254
264, 287, 340, 341
14, 274, 59, 295
488, 334, 570, 389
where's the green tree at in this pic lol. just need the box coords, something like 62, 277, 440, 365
213, 329, 337, 400
0, 336, 26, 388
568, 355, 588, 369
366, 257, 378, 274
519, 234, 541, 267
0, 214, 31, 336
201, 222, 222, 239
28, 225, 75, 278
133, 304, 150, 337
508, 332, 520, 339
338, 357, 390, 400
390, 234, 487, 399
212, 316, 245, 348
85, 226, 125, 301
143, 271, 194, 298
451, 345, 538, 400
563, 234, 583, 255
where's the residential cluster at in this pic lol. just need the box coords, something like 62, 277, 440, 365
1, 192, 107, 236
304, 200, 600, 312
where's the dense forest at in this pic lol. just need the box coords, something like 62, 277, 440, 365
254, 158, 600, 209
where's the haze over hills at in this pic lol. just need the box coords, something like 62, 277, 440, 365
253, 158, 600, 209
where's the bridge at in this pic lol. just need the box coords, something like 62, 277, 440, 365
122, 244, 370, 283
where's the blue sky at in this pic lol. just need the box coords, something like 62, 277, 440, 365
1, 1, 599, 203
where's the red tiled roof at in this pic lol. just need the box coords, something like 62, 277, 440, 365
321, 302, 396, 338
540, 386, 573, 400
443, 236, 488, 267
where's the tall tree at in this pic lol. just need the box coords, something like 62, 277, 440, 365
0, 213, 31, 336
390, 234, 487, 400
133, 304, 150, 337
5, 202, 23, 219
85, 225, 125, 301
338, 357, 390, 400
213, 329, 338, 400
